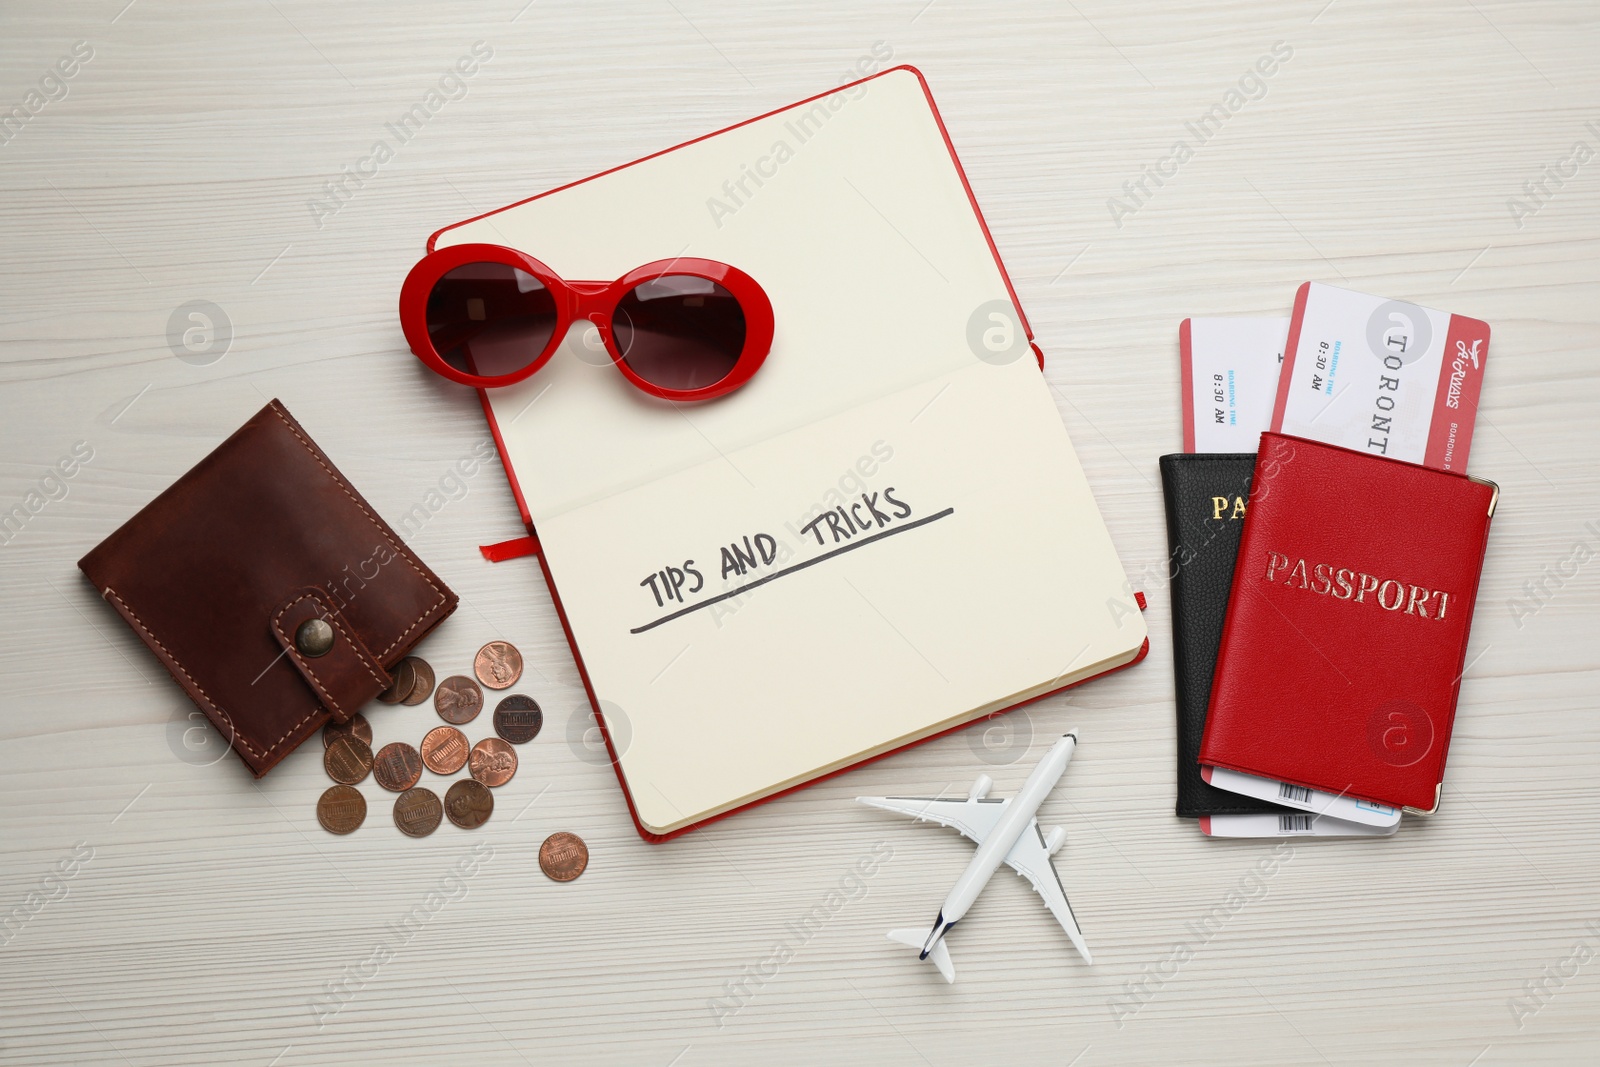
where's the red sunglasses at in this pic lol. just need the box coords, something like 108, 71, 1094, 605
399, 243, 774, 401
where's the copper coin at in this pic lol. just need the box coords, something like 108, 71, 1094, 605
323, 735, 373, 785
493, 695, 543, 744
393, 787, 443, 838
420, 725, 469, 775
401, 656, 435, 706
468, 737, 518, 787
434, 674, 484, 725
539, 832, 588, 882
322, 712, 372, 749
377, 658, 417, 705
474, 641, 523, 690
316, 785, 367, 835
444, 779, 494, 829
372, 742, 424, 792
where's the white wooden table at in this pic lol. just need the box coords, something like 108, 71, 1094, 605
3, 2, 1598, 1064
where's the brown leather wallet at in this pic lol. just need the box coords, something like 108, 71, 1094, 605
79, 399, 458, 776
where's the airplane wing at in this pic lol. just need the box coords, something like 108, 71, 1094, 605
855, 795, 1008, 845
1003, 820, 1091, 964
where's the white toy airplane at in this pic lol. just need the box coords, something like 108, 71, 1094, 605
857, 732, 1089, 983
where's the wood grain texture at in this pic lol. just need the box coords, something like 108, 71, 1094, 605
2, 2, 1598, 1064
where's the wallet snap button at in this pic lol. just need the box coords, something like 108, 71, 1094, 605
295, 618, 335, 658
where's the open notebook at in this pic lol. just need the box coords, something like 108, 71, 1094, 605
430, 67, 1147, 838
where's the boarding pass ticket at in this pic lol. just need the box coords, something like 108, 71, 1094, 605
1270, 282, 1489, 472
1180, 316, 1287, 453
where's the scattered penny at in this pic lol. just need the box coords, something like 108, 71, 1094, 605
317, 785, 367, 834
323, 735, 374, 785
378, 658, 418, 705
322, 712, 372, 749
493, 695, 543, 744
434, 674, 484, 725
474, 641, 523, 690
444, 779, 494, 829
318, 640, 542, 843
539, 832, 588, 882
468, 737, 518, 787
401, 656, 435, 706
372, 742, 424, 792
420, 725, 470, 775
393, 787, 443, 838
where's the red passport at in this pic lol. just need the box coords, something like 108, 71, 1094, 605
1198, 433, 1497, 813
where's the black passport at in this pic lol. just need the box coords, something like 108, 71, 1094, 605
1159, 453, 1289, 819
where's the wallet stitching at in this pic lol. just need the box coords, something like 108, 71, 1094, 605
271, 592, 387, 718
268, 404, 448, 657
103, 588, 311, 761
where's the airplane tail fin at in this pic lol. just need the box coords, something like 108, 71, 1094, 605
887, 929, 955, 983
927, 937, 954, 983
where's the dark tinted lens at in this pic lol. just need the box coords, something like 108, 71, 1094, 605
425, 262, 557, 378
612, 275, 745, 392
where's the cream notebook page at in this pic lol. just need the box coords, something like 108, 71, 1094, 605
436, 69, 1145, 834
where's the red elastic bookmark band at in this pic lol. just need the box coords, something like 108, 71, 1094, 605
480, 535, 540, 562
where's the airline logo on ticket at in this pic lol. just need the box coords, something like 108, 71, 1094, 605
1270, 282, 1490, 471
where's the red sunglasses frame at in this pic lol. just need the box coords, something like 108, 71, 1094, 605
398, 242, 774, 402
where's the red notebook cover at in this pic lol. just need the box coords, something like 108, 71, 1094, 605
1198, 432, 1497, 814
